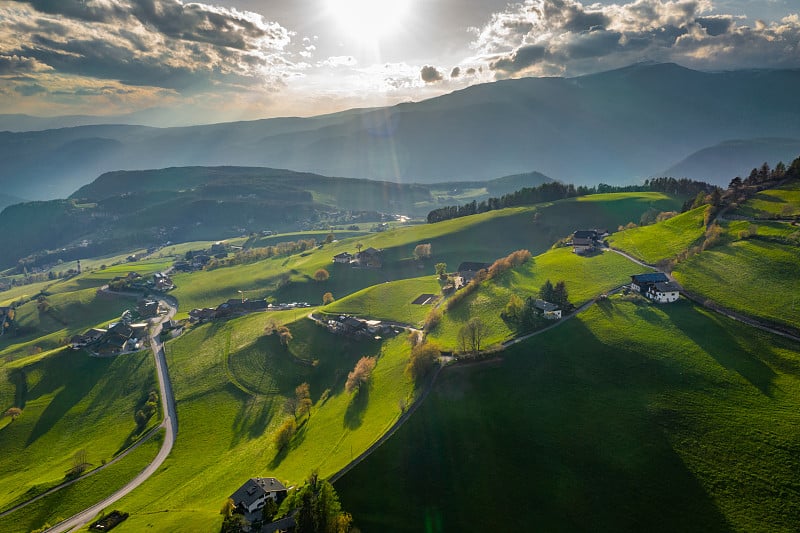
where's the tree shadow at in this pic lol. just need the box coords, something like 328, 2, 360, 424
229, 389, 276, 447
665, 304, 777, 396
344, 386, 369, 430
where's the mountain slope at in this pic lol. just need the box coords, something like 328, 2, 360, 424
2, 63, 800, 199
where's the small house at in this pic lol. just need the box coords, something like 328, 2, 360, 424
357, 247, 383, 268
229, 477, 288, 518
572, 230, 601, 254
138, 299, 159, 318
630, 273, 680, 303
457, 262, 491, 284
83, 328, 107, 342
532, 299, 561, 320
647, 281, 681, 303
69, 334, 89, 349
333, 252, 354, 264
630, 273, 669, 293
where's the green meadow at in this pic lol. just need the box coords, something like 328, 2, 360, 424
322, 276, 443, 326
0, 287, 133, 359
0, 432, 163, 533
97, 312, 416, 532
427, 247, 642, 349
170, 192, 681, 313
337, 299, 800, 532
0, 347, 159, 514
673, 239, 800, 330
607, 206, 706, 264
737, 181, 800, 218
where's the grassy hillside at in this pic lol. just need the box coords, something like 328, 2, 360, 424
0, 432, 163, 533
673, 239, 800, 330
736, 181, 800, 218
607, 206, 706, 264
171, 192, 680, 313
0, 347, 159, 513
322, 277, 442, 327
427, 247, 642, 349
98, 313, 416, 532
337, 299, 800, 532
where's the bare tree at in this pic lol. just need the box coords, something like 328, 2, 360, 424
278, 326, 293, 347
3, 407, 22, 422
458, 317, 487, 353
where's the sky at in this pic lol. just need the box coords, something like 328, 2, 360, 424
0, 0, 798, 124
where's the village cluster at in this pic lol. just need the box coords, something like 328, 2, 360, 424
68, 298, 174, 356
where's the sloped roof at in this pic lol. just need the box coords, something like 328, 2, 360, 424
573, 230, 598, 240
631, 273, 669, 284
457, 262, 491, 273
229, 478, 287, 508
533, 299, 559, 312
653, 281, 681, 293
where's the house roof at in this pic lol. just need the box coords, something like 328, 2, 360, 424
533, 299, 560, 312
360, 247, 382, 256
343, 317, 365, 330
333, 252, 353, 259
457, 262, 491, 273
631, 273, 669, 284
572, 237, 595, 246
653, 281, 681, 293
573, 230, 598, 240
229, 478, 287, 507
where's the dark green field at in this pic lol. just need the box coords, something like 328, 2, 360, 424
337, 299, 800, 532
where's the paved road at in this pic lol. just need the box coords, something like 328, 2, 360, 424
46, 299, 178, 533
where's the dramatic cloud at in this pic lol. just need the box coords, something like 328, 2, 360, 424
420, 65, 444, 83
0, 0, 294, 96
450, 66, 461, 78
473, 0, 800, 78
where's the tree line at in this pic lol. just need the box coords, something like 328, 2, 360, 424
427, 178, 714, 224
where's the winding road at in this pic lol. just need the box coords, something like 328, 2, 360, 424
45, 298, 179, 533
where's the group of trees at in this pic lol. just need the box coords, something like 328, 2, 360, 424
427, 179, 714, 224
457, 317, 488, 353
206, 238, 318, 270
134, 390, 159, 432
503, 280, 570, 332
282, 473, 353, 533
406, 342, 440, 381
285, 382, 312, 421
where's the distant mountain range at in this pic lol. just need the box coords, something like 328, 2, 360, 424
663, 138, 800, 183
0, 166, 551, 269
2, 63, 800, 200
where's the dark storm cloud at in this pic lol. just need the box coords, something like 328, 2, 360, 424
420, 65, 444, 82
450, 66, 461, 78
696, 15, 736, 36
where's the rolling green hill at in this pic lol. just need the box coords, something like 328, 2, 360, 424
735, 181, 800, 219
170, 192, 681, 314
337, 299, 800, 532
0, 347, 160, 516
607, 206, 706, 264
100, 313, 417, 532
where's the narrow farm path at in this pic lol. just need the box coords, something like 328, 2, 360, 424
45, 298, 179, 533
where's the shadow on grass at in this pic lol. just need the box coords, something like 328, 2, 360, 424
25, 353, 109, 446
666, 304, 777, 396
339, 317, 736, 533
344, 386, 369, 430
230, 390, 276, 447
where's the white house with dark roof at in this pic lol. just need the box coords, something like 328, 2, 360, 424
229, 477, 288, 518
532, 299, 562, 319
630, 273, 681, 303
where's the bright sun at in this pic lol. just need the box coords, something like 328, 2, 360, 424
325, 0, 412, 40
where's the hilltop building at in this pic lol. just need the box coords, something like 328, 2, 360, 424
630, 273, 681, 303
229, 477, 287, 520
532, 299, 562, 319
457, 262, 491, 284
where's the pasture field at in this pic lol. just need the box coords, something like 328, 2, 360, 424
0, 347, 159, 513
0, 432, 163, 533
321, 276, 443, 326
102, 312, 416, 532
736, 181, 800, 218
0, 287, 134, 359
672, 239, 800, 330
427, 247, 641, 350
170, 192, 681, 313
337, 299, 800, 532
607, 206, 706, 264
